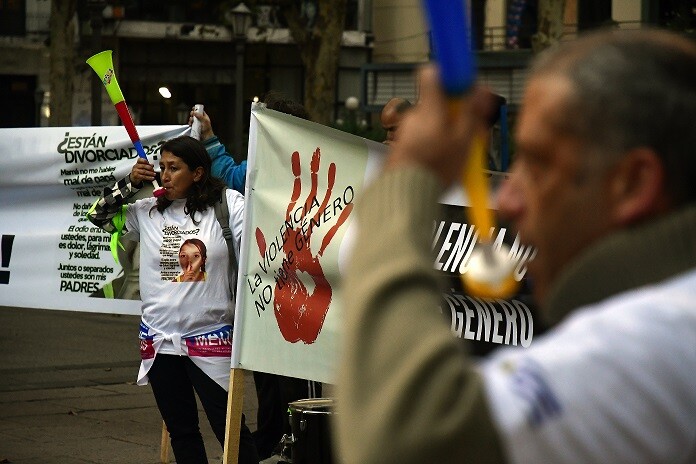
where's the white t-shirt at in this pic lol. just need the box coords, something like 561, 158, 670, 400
481, 269, 696, 464
123, 188, 244, 390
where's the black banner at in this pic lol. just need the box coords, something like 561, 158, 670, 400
434, 203, 546, 355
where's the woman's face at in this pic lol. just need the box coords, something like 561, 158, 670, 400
179, 242, 205, 281
160, 151, 202, 200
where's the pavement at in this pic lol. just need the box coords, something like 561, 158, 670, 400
0, 306, 265, 464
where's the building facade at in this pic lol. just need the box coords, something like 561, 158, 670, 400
0, 0, 372, 147
0, 0, 690, 152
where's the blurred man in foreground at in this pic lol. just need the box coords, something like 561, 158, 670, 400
335, 28, 696, 464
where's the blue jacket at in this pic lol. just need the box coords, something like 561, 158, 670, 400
204, 136, 247, 193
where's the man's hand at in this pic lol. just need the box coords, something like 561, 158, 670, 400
387, 65, 494, 187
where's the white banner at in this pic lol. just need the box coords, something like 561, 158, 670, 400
0, 125, 189, 314
232, 103, 388, 383
0, 115, 535, 384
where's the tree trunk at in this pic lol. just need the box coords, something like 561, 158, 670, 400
283, 0, 348, 125
532, 0, 566, 53
49, 0, 78, 126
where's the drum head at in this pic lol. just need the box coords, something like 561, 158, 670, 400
288, 398, 334, 414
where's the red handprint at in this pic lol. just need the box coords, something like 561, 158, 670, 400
256, 148, 353, 344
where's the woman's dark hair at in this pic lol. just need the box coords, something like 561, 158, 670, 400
152, 135, 226, 223
263, 91, 310, 120
179, 238, 207, 272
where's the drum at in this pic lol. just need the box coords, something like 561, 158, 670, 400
281, 398, 335, 464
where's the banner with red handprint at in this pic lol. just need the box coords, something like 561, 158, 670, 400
232, 103, 386, 383
229, 105, 539, 383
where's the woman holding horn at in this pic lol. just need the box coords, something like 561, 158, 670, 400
88, 136, 259, 464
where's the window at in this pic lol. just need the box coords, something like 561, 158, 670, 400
0, 0, 26, 36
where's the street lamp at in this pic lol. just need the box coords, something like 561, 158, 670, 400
335, 96, 371, 138
159, 87, 172, 99
227, 2, 252, 38
345, 96, 359, 131
227, 2, 252, 156
345, 96, 359, 111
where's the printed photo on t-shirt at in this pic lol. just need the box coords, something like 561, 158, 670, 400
173, 238, 208, 283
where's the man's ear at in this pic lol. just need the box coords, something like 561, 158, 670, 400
609, 148, 669, 226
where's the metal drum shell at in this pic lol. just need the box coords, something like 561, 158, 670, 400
286, 398, 335, 464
